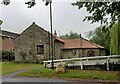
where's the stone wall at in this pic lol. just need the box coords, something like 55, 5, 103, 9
62, 48, 106, 59
15, 23, 63, 63
54, 40, 64, 59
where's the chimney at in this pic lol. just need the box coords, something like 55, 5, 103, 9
54, 30, 57, 36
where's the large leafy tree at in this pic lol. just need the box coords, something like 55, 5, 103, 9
60, 31, 80, 39
72, 2, 120, 26
72, 1, 120, 55
86, 26, 111, 55
110, 23, 120, 55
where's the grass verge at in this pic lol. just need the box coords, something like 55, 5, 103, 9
1, 62, 42, 75
17, 68, 120, 81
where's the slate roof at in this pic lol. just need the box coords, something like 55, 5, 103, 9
63, 38, 105, 49
0, 30, 19, 38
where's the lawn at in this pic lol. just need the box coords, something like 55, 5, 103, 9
1, 62, 120, 82
17, 68, 120, 81
1, 62, 42, 75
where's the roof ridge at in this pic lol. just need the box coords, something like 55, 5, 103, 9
1, 30, 19, 38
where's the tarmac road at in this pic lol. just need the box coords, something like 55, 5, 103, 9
1, 69, 120, 84
2, 77, 120, 84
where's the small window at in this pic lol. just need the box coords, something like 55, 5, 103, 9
2, 37, 5, 40
87, 50, 95, 57
37, 45, 44, 54
72, 49, 77, 56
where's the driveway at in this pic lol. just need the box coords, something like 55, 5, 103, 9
1, 69, 120, 84
2, 69, 68, 82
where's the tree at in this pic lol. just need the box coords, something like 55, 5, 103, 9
1, 0, 35, 7
110, 23, 120, 55
86, 26, 111, 55
72, 1, 120, 55
72, 2, 120, 26
60, 31, 80, 39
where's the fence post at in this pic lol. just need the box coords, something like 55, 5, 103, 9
106, 56, 110, 71
81, 60, 83, 70
73, 60, 74, 70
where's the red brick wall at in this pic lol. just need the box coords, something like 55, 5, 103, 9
1, 36, 15, 51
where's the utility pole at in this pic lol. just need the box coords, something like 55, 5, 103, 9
80, 34, 83, 57
48, 32, 51, 60
49, 2, 54, 70
43, 0, 54, 70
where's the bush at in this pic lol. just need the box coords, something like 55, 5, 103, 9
1, 51, 15, 62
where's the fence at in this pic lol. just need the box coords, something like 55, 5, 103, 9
43, 55, 120, 71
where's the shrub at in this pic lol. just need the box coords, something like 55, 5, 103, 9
1, 51, 15, 62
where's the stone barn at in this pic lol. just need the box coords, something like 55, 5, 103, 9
14, 22, 64, 63
14, 22, 106, 63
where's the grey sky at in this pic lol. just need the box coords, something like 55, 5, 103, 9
0, 0, 100, 38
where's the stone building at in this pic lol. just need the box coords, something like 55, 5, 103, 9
14, 22, 64, 62
0, 30, 19, 52
14, 22, 106, 63
62, 38, 105, 59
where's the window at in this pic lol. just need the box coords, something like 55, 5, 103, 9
37, 45, 44, 54
72, 49, 77, 56
2, 37, 5, 40
87, 50, 95, 57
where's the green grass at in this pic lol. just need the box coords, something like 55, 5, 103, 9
17, 68, 55, 78
17, 68, 120, 81
1, 62, 120, 81
1, 62, 42, 75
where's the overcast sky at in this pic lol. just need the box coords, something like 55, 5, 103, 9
0, 0, 100, 38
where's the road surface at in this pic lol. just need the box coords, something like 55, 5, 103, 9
1, 69, 120, 84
